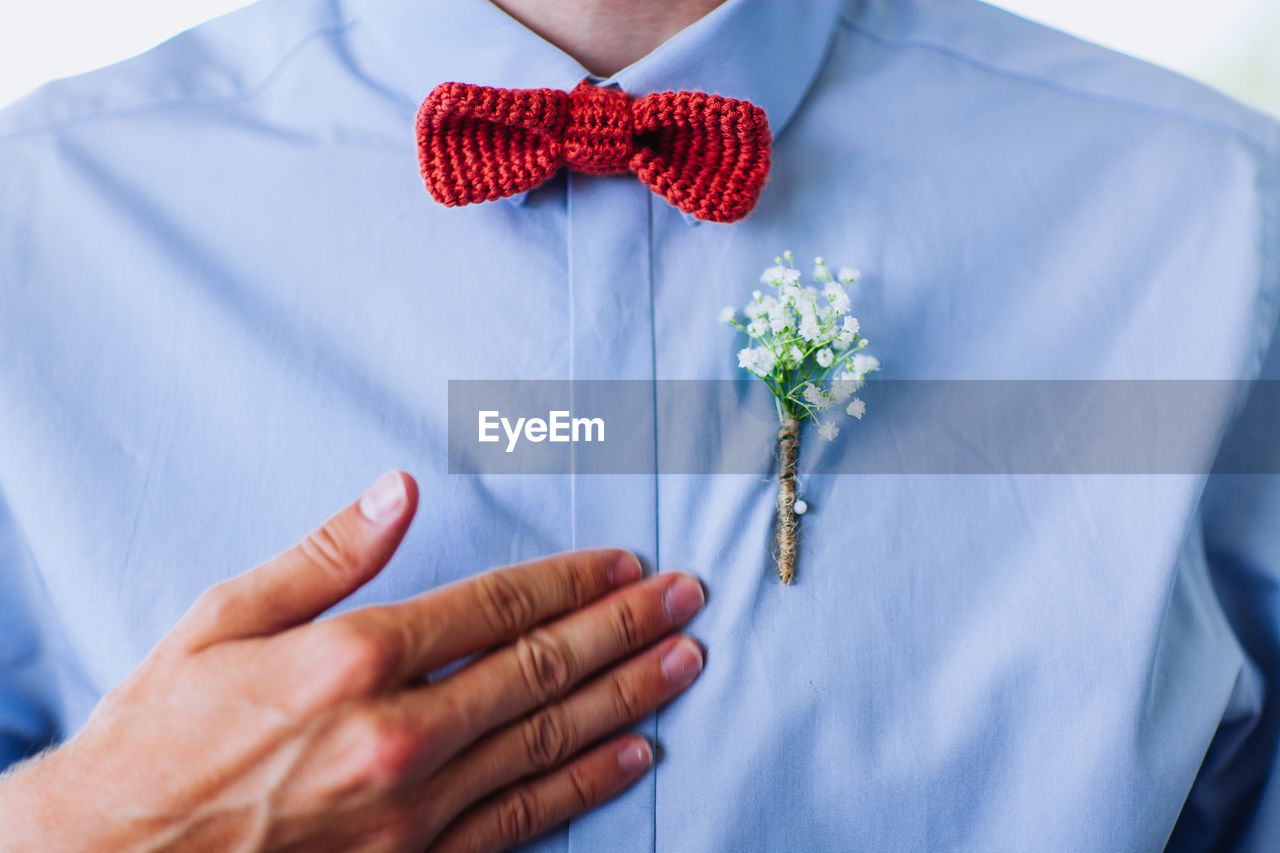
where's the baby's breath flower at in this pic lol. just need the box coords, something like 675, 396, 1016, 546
760, 265, 801, 287
779, 283, 805, 305
725, 249, 879, 585
802, 383, 830, 409
728, 249, 876, 433
823, 281, 850, 315
835, 315, 860, 348
759, 265, 788, 285
829, 371, 864, 403
768, 302, 793, 335
738, 346, 777, 376
850, 353, 880, 377
797, 303, 822, 341
828, 383, 854, 405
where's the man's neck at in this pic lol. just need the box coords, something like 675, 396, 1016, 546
488, 0, 729, 78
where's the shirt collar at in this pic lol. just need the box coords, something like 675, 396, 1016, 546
350, 0, 845, 220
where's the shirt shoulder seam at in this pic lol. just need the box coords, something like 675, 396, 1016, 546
838, 15, 1280, 159
0, 18, 358, 148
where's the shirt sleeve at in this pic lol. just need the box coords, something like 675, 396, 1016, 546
1167, 148, 1280, 851
0, 487, 65, 771
0, 129, 72, 772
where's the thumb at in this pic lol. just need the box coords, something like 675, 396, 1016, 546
173, 469, 418, 651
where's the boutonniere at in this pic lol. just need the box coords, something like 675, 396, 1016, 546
722, 250, 880, 584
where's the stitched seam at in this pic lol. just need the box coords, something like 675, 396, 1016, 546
839, 16, 1278, 157
1254, 143, 1280, 377
646, 189, 660, 853
0, 19, 358, 147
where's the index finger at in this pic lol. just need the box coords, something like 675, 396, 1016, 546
344, 548, 643, 689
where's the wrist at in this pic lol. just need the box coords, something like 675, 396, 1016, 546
0, 742, 111, 851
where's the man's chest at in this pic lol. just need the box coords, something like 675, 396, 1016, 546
5, 140, 1261, 849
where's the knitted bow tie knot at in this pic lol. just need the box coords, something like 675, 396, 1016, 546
563, 81, 636, 174
416, 78, 772, 223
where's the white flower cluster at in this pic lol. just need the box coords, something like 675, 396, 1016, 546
723, 250, 879, 440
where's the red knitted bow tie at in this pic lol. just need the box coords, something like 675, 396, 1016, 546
416, 78, 772, 223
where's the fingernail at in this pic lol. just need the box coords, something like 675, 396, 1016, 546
608, 552, 643, 587
358, 470, 405, 524
617, 739, 653, 775
662, 575, 705, 623
661, 638, 703, 687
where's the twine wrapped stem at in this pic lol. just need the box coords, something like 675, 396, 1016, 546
774, 417, 801, 584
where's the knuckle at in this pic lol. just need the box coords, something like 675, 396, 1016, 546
298, 521, 361, 580
559, 560, 590, 608
608, 674, 646, 721
565, 761, 601, 811
476, 572, 538, 636
191, 582, 237, 627
337, 623, 396, 674
519, 705, 575, 771
611, 600, 646, 651
347, 709, 423, 790
311, 620, 399, 695
513, 630, 574, 704
496, 788, 541, 844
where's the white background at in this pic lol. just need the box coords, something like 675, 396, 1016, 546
1, 0, 1278, 116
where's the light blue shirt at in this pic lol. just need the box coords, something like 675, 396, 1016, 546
3, 0, 1280, 849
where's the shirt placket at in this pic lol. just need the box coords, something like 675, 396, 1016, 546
562, 165, 659, 853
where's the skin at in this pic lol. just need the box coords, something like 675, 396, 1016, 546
0, 470, 707, 851
489, 0, 729, 77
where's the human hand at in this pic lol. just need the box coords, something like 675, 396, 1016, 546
0, 470, 706, 852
